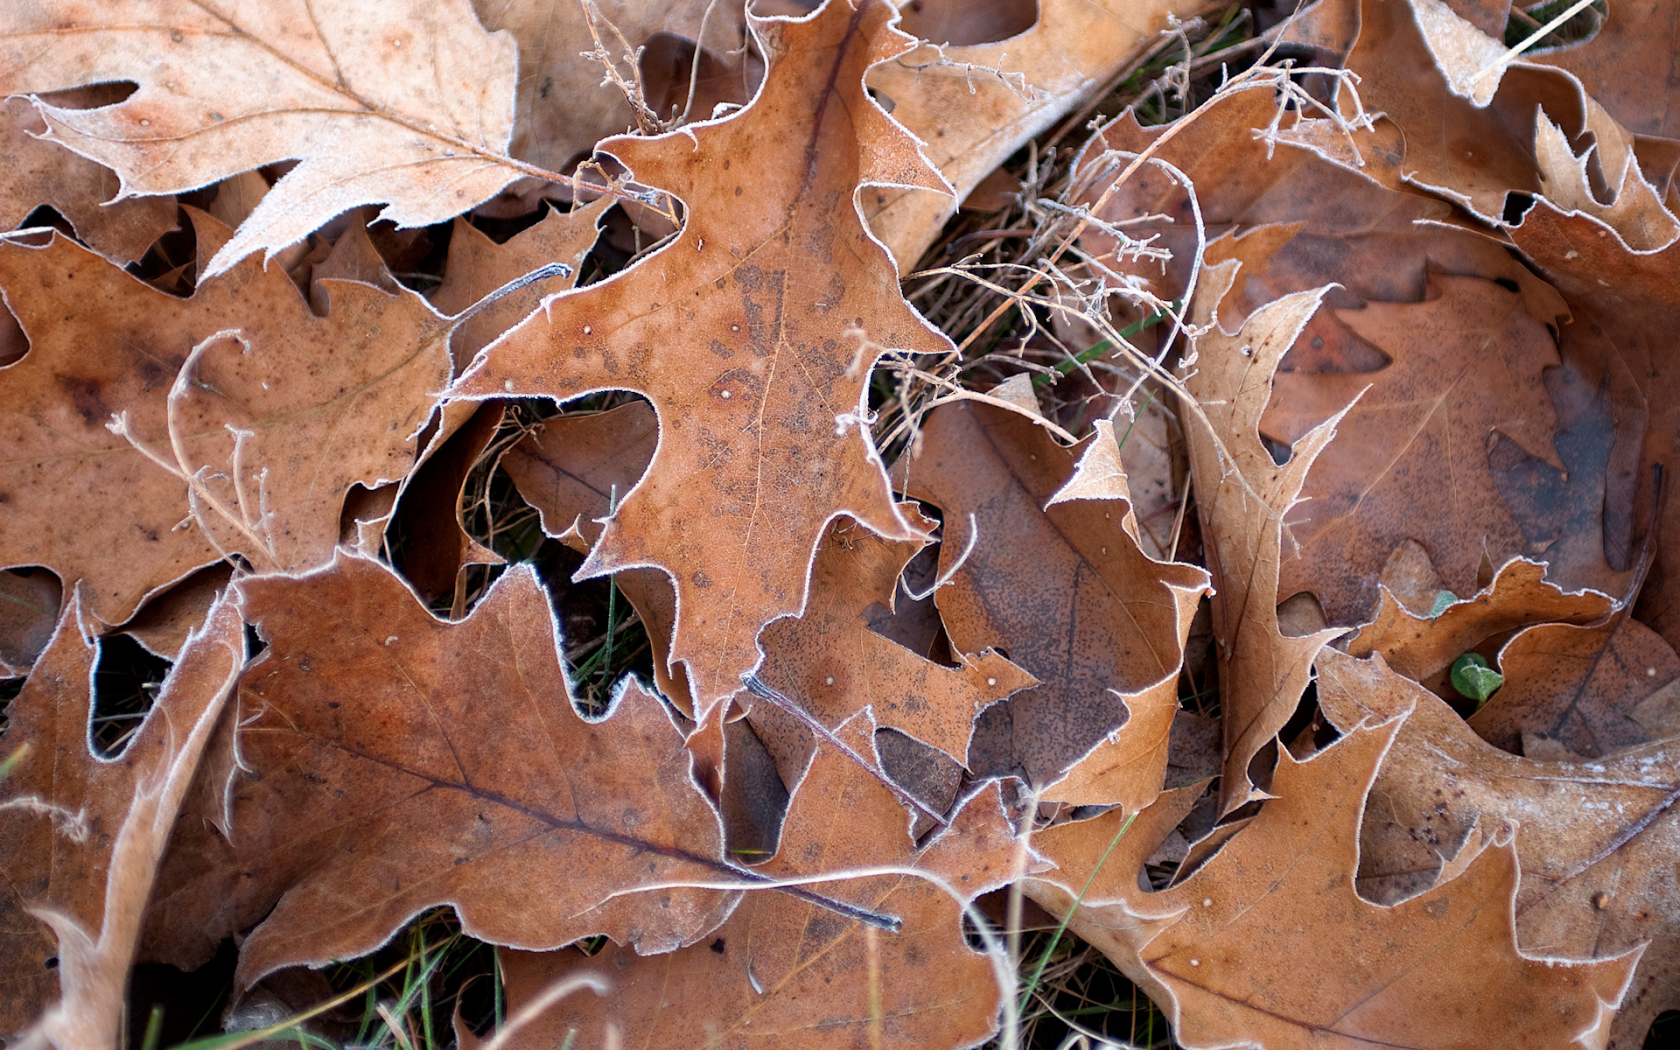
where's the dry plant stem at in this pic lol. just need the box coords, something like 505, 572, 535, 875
1004, 785, 1046, 1017
900, 511, 979, 602
1471, 0, 1599, 82
1040, 9, 1215, 155
677, 0, 730, 126
449, 263, 576, 325
376, 1002, 418, 1050
580, 0, 663, 134
107, 330, 277, 567
594, 863, 1022, 1048
741, 674, 950, 828
482, 973, 613, 1050
948, 63, 1371, 432
950, 77, 1213, 358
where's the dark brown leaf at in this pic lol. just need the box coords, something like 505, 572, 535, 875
897, 404, 1208, 801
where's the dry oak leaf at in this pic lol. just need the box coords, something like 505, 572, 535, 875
754, 512, 1036, 766
387, 202, 611, 603
0, 0, 526, 276
897, 403, 1208, 801
450, 0, 954, 714
1026, 713, 1641, 1050
1265, 271, 1570, 626
862, 0, 1200, 268
149, 553, 755, 989
1178, 240, 1346, 815
502, 402, 1024, 801
118, 565, 233, 662
1470, 606, 1680, 761
1315, 648, 1678, 1049
1337, 0, 1680, 245
382, 401, 506, 609
1332, 0, 1563, 224
0, 94, 177, 267
1064, 89, 1632, 620
304, 209, 602, 592
493, 713, 1033, 1050
1533, 106, 1680, 254
0, 568, 60, 678
1353, 554, 1680, 764
0, 214, 451, 624
430, 199, 611, 374
1504, 201, 1680, 657
0, 589, 242, 1043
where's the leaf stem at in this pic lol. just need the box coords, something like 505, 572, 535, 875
741, 674, 951, 828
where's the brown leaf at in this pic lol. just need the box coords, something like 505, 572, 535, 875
1348, 557, 1612, 693
0, 95, 177, 266
1066, 90, 1638, 623
430, 199, 611, 374
1337, 0, 1547, 222
0, 569, 61, 678
1027, 715, 1642, 1050
119, 565, 233, 662
0, 0, 525, 274
1264, 271, 1583, 621
1528, 0, 1680, 141
166, 302, 450, 577
1179, 239, 1346, 814
153, 554, 746, 988
1504, 201, 1680, 656
1471, 606, 1680, 759
0, 213, 450, 623
385, 403, 507, 608
1355, 551, 1604, 648
1533, 105, 1680, 252
755, 512, 1035, 766
895, 0, 1036, 46
450, 0, 952, 713
862, 0, 1200, 267
1315, 648, 1677, 1049
0, 589, 242, 1041
897, 404, 1208, 802
492, 714, 1031, 1050
1071, 86, 1532, 329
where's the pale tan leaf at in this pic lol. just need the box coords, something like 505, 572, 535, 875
0, 0, 527, 275
1179, 236, 1347, 814
0, 591, 242, 1042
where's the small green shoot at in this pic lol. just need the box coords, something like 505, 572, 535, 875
0, 742, 29, 784
164, 952, 415, 1050
597, 484, 621, 687
1428, 590, 1459, 618
139, 1006, 165, 1050
1450, 653, 1503, 708
1031, 304, 1176, 389
1017, 810, 1138, 1017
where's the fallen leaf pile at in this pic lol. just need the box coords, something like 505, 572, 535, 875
5, 0, 1680, 1047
